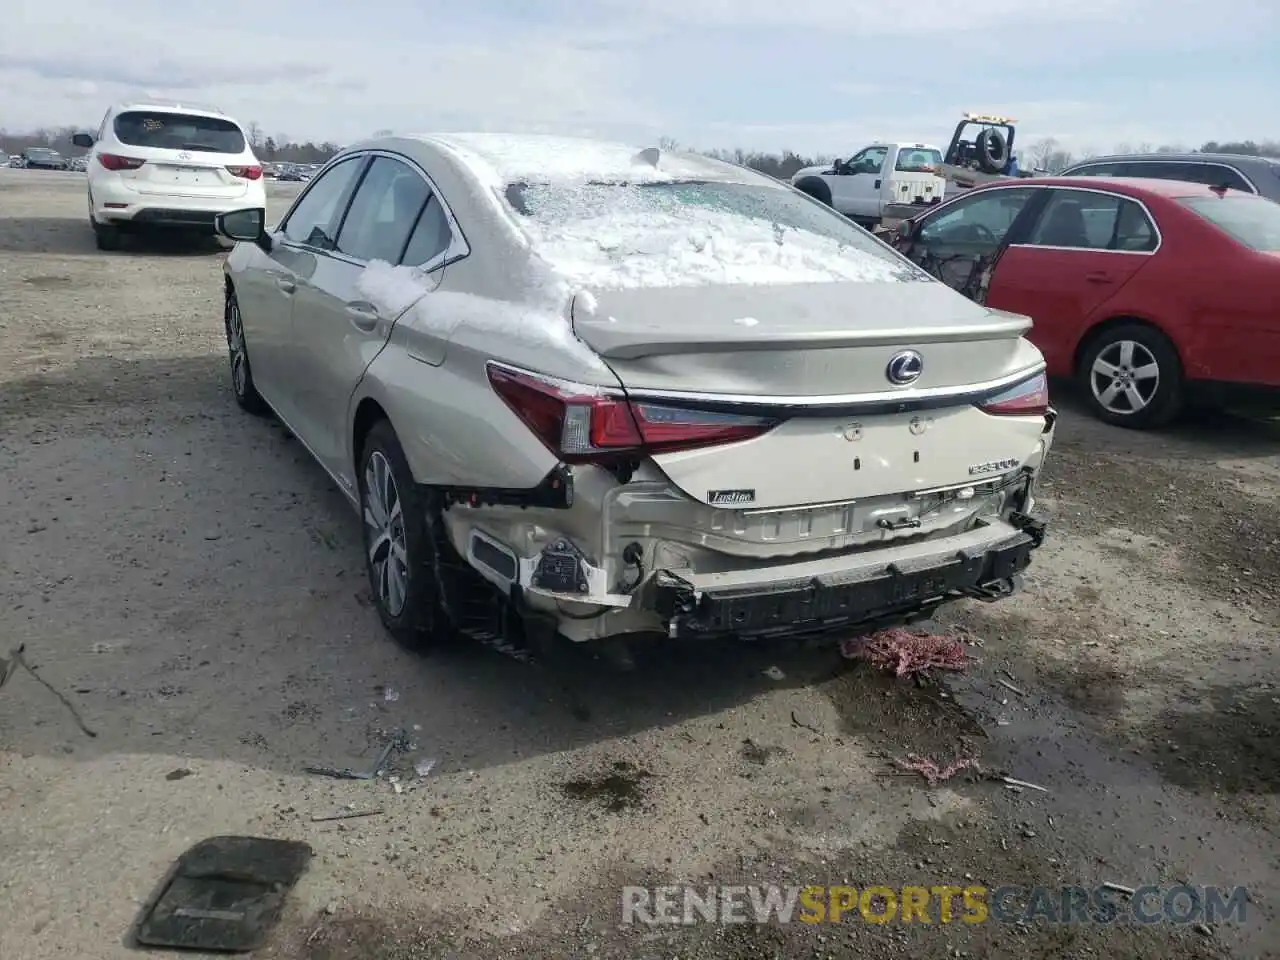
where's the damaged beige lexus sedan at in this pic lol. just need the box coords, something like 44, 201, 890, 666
216, 133, 1055, 658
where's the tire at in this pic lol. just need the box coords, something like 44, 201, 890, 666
1077, 323, 1182, 429
224, 287, 270, 415
358, 419, 446, 649
92, 220, 122, 251
976, 129, 1008, 174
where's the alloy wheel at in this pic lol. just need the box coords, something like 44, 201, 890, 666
1089, 340, 1160, 416
364, 451, 409, 617
226, 297, 248, 397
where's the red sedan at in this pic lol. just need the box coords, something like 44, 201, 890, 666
889, 176, 1280, 427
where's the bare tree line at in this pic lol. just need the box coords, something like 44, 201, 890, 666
3, 122, 1277, 180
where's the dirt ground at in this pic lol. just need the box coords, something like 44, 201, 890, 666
1, 167, 1279, 960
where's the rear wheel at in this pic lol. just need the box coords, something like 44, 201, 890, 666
92, 220, 121, 251
1078, 323, 1182, 428
358, 420, 446, 649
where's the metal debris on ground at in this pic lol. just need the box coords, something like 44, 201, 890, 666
1102, 882, 1136, 896
996, 677, 1027, 696
840, 628, 967, 677
1002, 776, 1049, 793
0, 644, 98, 737
894, 753, 982, 785
304, 737, 397, 780
311, 809, 384, 822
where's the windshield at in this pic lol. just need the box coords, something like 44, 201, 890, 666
502, 179, 922, 288
895, 148, 943, 172
1179, 195, 1280, 252
113, 111, 247, 154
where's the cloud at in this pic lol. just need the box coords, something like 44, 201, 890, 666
1, 0, 1275, 154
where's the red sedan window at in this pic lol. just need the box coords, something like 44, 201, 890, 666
1179, 195, 1280, 251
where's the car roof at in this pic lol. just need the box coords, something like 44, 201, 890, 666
1066, 152, 1277, 169
112, 101, 233, 119
973, 175, 1259, 199
385, 132, 773, 187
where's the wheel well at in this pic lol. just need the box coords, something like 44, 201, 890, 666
1072, 316, 1182, 376
794, 177, 831, 203
352, 398, 389, 476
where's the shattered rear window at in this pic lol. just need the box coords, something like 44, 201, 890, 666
502, 178, 923, 287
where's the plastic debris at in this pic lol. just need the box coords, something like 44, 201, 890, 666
894, 753, 982, 784
763, 666, 785, 681
414, 758, 438, 778
384, 686, 400, 702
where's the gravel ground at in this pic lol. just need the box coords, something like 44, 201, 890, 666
1, 168, 1278, 960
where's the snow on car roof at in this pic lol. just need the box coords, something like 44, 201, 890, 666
410, 132, 760, 187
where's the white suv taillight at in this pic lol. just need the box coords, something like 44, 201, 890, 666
98, 153, 145, 171
226, 165, 263, 180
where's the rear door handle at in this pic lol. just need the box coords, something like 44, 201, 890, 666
275, 277, 296, 294
1085, 271, 1114, 283
345, 301, 380, 331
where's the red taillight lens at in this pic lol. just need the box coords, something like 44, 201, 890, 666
487, 364, 777, 462
978, 372, 1049, 416
97, 153, 145, 171
227, 165, 262, 180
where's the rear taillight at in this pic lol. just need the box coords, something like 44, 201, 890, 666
97, 153, 145, 171
978, 372, 1049, 416
487, 364, 777, 462
227, 165, 263, 180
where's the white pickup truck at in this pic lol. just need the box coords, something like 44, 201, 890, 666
791, 142, 947, 228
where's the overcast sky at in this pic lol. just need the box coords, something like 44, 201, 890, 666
2, 0, 1276, 157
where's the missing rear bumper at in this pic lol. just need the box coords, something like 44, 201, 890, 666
654, 515, 1046, 640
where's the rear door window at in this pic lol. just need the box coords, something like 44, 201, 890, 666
1026, 190, 1157, 251
1064, 162, 1124, 177
1184, 164, 1252, 193
335, 156, 431, 262
113, 111, 247, 155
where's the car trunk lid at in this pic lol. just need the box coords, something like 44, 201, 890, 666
572, 281, 1047, 509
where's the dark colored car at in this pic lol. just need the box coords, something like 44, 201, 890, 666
1061, 153, 1280, 203
21, 147, 68, 170
889, 176, 1280, 428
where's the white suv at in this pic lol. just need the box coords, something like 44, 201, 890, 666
72, 102, 266, 250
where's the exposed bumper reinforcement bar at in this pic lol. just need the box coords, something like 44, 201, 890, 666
654, 513, 1047, 640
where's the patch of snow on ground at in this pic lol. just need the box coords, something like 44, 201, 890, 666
523, 208, 907, 289
356, 260, 605, 371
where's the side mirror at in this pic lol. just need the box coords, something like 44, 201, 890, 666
71, 133, 94, 149
897, 219, 914, 239
214, 208, 270, 248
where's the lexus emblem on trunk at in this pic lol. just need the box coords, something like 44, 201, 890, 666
886, 350, 923, 385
